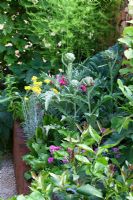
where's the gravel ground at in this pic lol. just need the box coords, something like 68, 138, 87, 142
0, 154, 17, 199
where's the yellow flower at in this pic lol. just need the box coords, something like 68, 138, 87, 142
52, 88, 59, 94
31, 76, 37, 82
32, 86, 41, 95
24, 86, 31, 91
44, 79, 51, 84
33, 81, 42, 87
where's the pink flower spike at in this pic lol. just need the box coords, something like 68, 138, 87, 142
80, 84, 87, 92
48, 157, 54, 164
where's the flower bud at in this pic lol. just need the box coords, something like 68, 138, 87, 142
71, 80, 79, 87
82, 76, 94, 86
64, 53, 75, 63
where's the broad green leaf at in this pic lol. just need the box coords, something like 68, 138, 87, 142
89, 126, 101, 143
96, 157, 108, 166
124, 48, 133, 59
64, 137, 79, 143
119, 67, 133, 75
118, 37, 132, 47
111, 116, 131, 133
49, 173, 61, 186
77, 184, 103, 198
118, 79, 133, 102
75, 155, 90, 164
27, 191, 44, 200
17, 196, 26, 200
77, 144, 94, 153
123, 26, 133, 37
54, 150, 69, 159
102, 95, 113, 103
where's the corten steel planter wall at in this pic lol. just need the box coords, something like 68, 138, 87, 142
13, 121, 30, 195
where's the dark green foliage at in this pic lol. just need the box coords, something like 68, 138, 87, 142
0, 103, 13, 151
0, 0, 52, 84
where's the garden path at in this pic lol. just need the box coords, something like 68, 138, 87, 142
0, 154, 17, 199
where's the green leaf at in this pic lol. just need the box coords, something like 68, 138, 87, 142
77, 144, 94, 153
27, 191, 44, 200
89, 126, 101, 143
111, 116, 131, 133
49, 173, 61, 186
0, 44, 6, 53
77, 184, 103, 198
123, 26, 133, 37
118, 37, 132, 47
102, 95, 113, 103
118, 79, 133, 102
0, 97, 11, 103
54, 150, 69, 159
75, 155, 90, 164
124, 48, 133, 59
119, 67, 133, 75
17, 196, 26, 200
96, 157, 108, 166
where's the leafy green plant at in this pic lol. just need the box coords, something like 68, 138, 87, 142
23, 124, 133, 199
29, 46, 122, 131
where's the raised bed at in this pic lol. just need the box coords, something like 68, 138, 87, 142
13, 121, 30, 195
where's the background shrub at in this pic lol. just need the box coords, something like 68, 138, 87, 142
0, 0, 49, 84
20, 0, 123, 66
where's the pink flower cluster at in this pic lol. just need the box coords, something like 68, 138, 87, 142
56, 75, 68, 86
50, 145, 61, 153
48, 157, 54, 163
48, 145, 71, 164
48, 145, 61, 164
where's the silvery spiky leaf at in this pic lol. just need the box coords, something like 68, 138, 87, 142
40, 91, 60, 111
22, 95, 44, 139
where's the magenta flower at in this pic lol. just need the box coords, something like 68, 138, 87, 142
56, 75, 68, 86
48, 157, 54, 164
50, 145, 61, 153
80, 84, 87, 92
